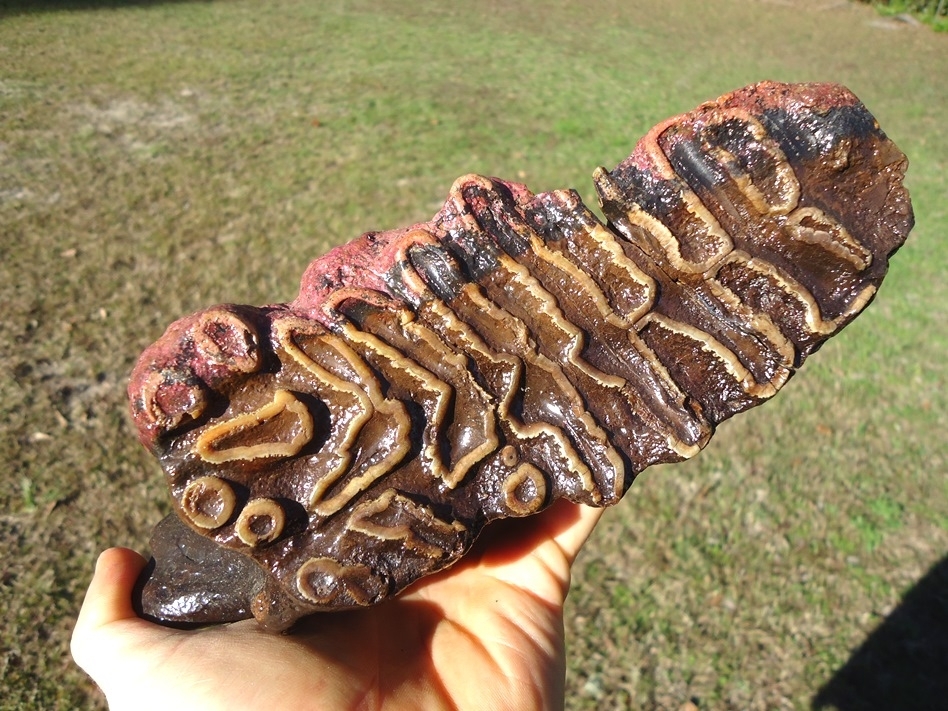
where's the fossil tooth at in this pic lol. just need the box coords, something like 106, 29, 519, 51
129, 82, 912, 631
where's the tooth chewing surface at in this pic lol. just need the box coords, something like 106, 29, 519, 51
129, 81, 912, 631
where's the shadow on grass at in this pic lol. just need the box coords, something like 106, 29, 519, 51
812, 553, 948, 711
0, 0, 208, 17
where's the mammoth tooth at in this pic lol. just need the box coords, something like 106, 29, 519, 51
128, 81, 912, 631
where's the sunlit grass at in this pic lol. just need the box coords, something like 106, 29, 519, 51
863, 0, 948, 30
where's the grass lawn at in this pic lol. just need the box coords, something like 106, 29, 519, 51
1, 0, 946, 708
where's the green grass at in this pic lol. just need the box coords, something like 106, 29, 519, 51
861, 0, 948, 30
1, 1, 946, 709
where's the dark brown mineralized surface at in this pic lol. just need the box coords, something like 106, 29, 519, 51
128, 81, 912, 631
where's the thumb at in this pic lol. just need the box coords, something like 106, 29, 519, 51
75, 548, 148, 628
71, 548, 149, 672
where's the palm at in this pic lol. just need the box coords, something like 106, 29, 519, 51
72, 502, 603, 711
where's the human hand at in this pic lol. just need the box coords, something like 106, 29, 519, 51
71, 501, 604, 711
